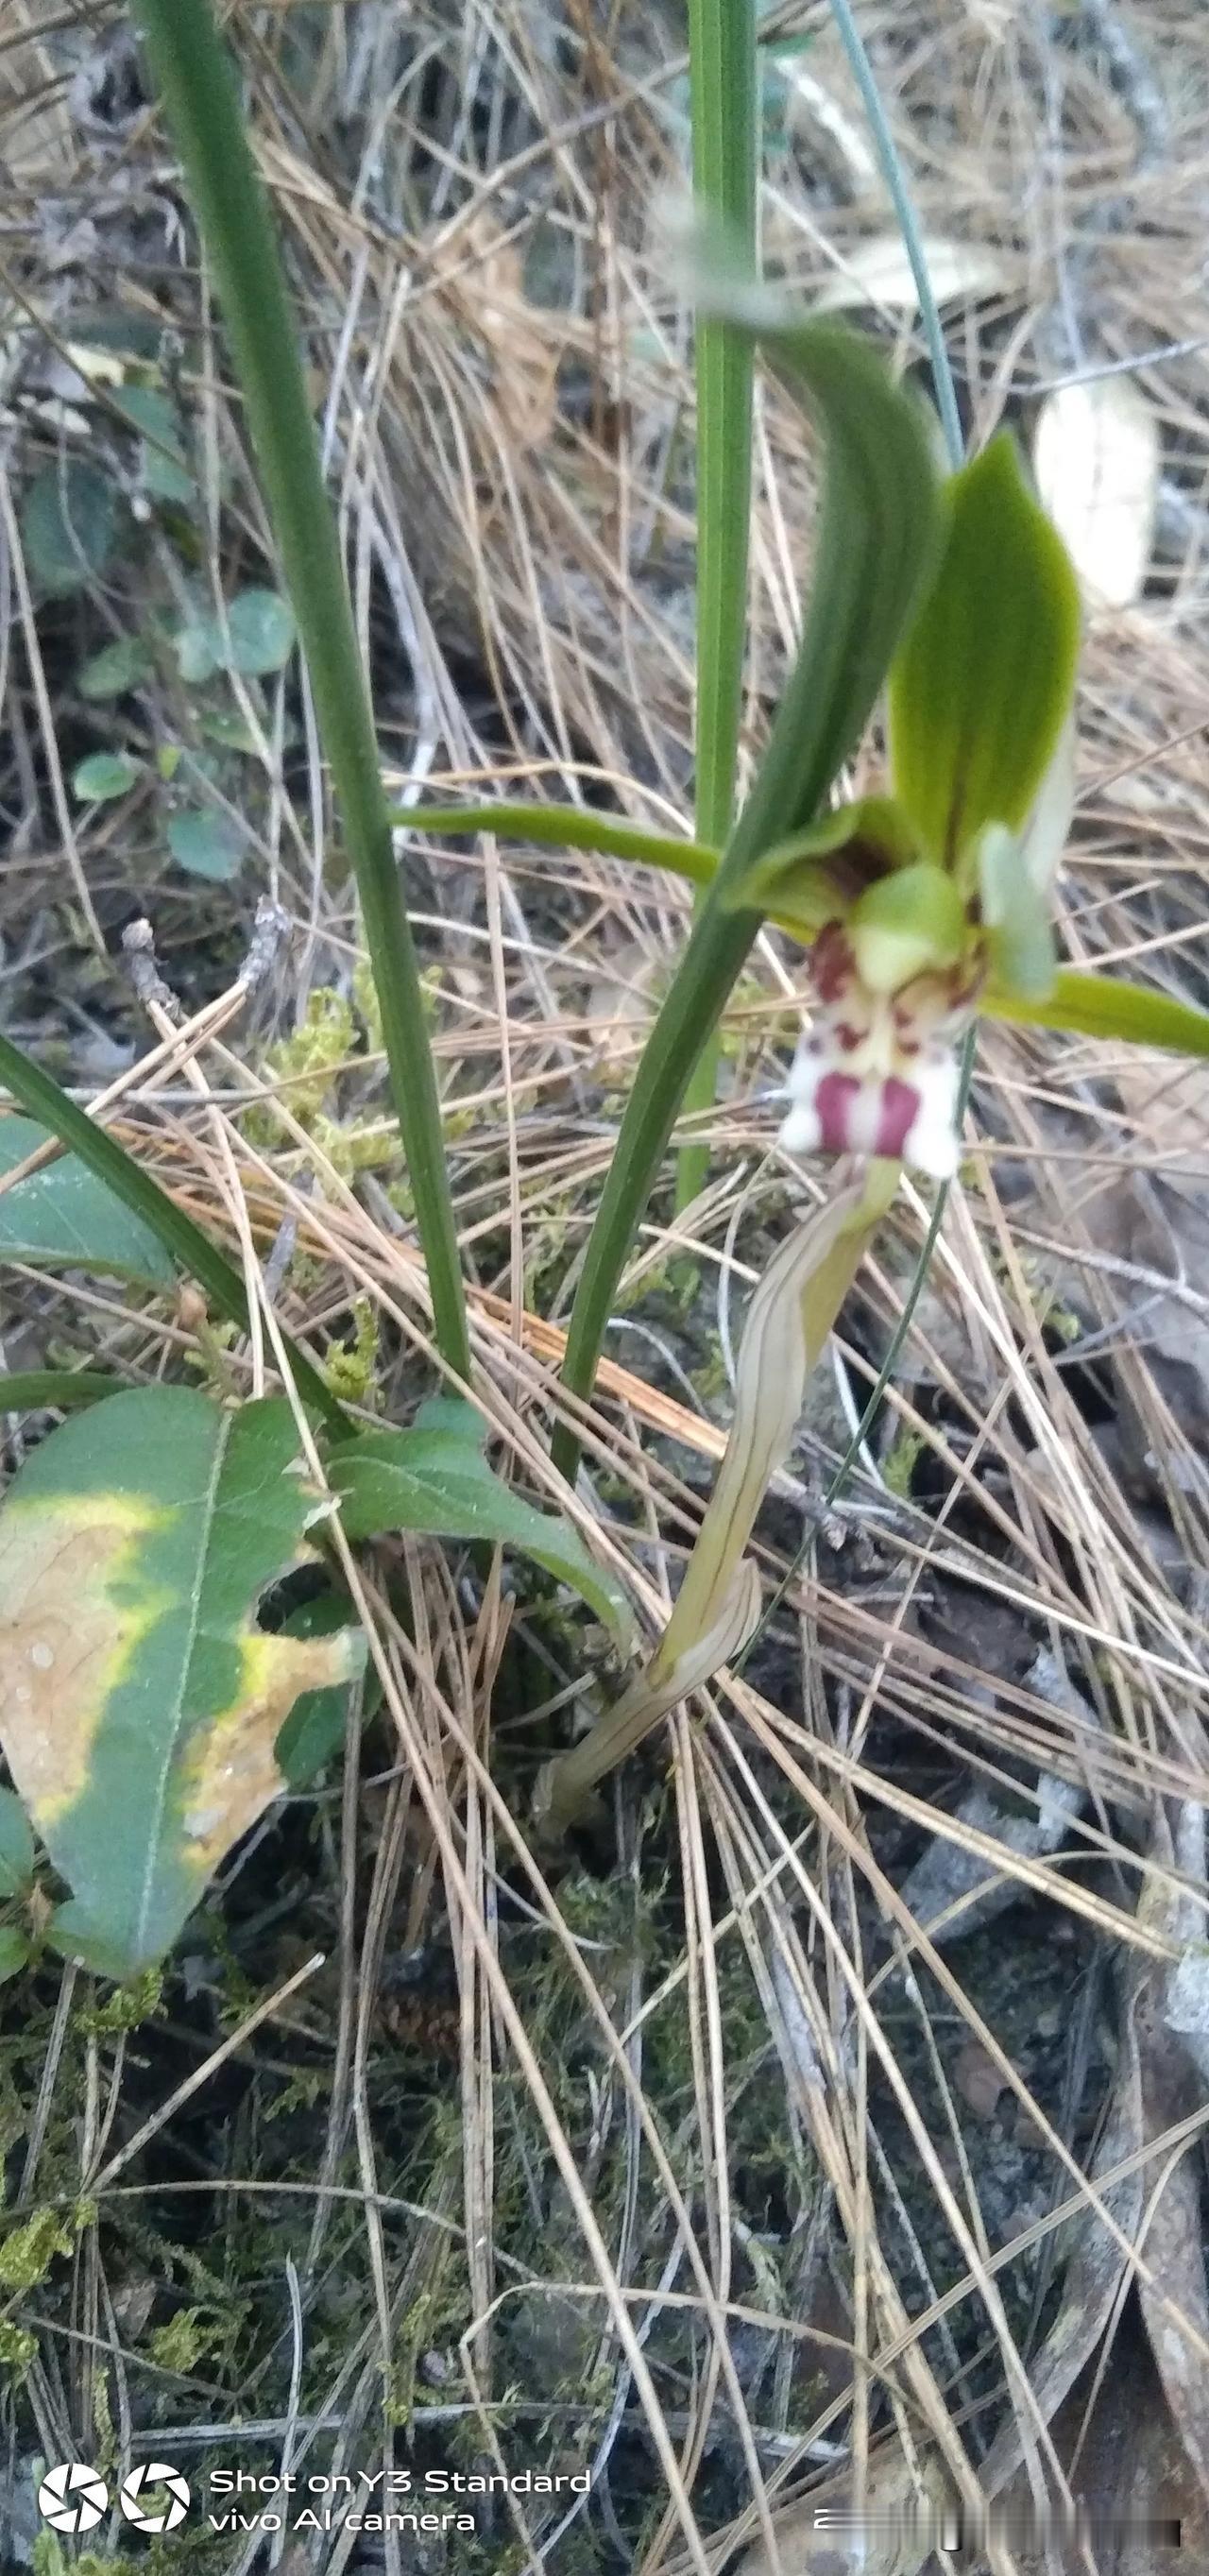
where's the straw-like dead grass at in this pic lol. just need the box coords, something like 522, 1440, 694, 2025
3, 5, 1209, 2569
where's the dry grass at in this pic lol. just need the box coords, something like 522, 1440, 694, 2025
3, 4, 1209, 2570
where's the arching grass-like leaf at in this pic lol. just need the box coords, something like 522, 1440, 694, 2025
330, 1397, 634, 1649
396, 800, 720, 888
553, 298, 942, 1473
0, 1388, 363, 1977
0, 1117, 176, 1288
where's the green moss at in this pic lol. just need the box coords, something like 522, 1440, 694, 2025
323, 1295, 380, 1404
882, 1423, 927, 1497
0, 2320, 36, 2374
0, 2208, 74, 2291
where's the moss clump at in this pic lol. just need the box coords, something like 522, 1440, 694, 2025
0, 2209, 74, 2292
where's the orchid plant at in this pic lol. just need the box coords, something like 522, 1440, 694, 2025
733, 432, 1081, 1184
406, 303, 1209, 1827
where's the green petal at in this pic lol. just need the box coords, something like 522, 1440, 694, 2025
728, 795, 917, 934
850, 864, 967, 994
889, 435, 1081, 871
984, 969, 1209, 1056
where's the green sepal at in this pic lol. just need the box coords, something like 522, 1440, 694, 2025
728, 795, 917, 932
979, 824, 1058, 1003
888, 435, 1081, 870
849, 864, 967, 995
983, 970, 1209, 1057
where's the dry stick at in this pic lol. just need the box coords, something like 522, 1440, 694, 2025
0, 981, 257, 1199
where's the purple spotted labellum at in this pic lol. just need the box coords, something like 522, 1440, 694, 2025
780, 922, 982, 1179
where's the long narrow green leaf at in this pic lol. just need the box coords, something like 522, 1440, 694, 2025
553, 315, 941, 1478
0, 1032, 347, 1436
678, 0, 758, 1208
395, 801, 719, 887
1, 1373, 118, 1416
131, 0, 469, 1382
984, 969, 1209, 1055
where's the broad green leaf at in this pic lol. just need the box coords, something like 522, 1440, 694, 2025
0, 1929, 29, 1985
984, 969, 1209, 1057
78, 636, 153, 700
0, 1117, 176, 1288
0, 1790, 34, 1897
888, 435, 1081, 870
273, 1591, 377, 1786
330, 1396, 634, 1648
73, 751, 144, 803
21, 461, 118, 597
0, 1388, 362, 1975
167, 808, 245, 880
224, 587, 297, 674
397, 800, 720, 888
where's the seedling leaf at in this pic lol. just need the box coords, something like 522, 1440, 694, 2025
167, 808, 245, 880
78, 637, 153, 700
330, 1397, 634, 1647
21, 461, 118, 596
73, 751, 144, 803
0, 1389, 362, 1975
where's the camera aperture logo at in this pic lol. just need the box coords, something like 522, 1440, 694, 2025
37, 2464, 109, 2534
37, 2458, 192, 2535
120, 2462, 192, 2531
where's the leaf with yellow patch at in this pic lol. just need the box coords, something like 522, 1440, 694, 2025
0, 1388, 362, 1977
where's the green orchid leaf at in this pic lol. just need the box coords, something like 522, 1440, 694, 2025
690, 284, 942, 842
396, 800, 719, 890
888, 434, 1081, 871
984, 969, 1209, 1057
0, 1389, 363, 1975
0, 1373, 118, 1417
330, 1396, 634, 1649
731, 795, 917, 932
849, 864, 966, 994
0, 1116, 176, 1288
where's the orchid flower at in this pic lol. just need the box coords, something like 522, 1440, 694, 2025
733, 434, 1081, 1181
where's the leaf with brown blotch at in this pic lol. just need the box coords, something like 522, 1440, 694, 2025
0, 1387, 363, 1978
